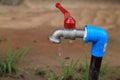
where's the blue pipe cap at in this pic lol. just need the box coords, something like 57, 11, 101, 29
84, 25, 108, 57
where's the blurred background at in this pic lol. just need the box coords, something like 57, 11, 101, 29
0, 0, 120, 79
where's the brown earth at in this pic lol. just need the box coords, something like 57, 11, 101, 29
0, 0, 120, 80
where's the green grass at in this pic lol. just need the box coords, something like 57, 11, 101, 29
100, 64, 108, 75
0, 40, 30, 77
0, 38, 2, 43
61, 60, 78, 80
116, 69, 120, 80
46, 59, 119, 80
99, 64, 108, 80
78, 62, 84, 72
35, 67, 46, 76
49, 73, 56, 80
83, 54, 89, 80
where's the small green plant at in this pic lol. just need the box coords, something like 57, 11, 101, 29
49, 73, 56, 80
116, 70, 120, 80
82, 54, 89, 80
35, 67, 46, 76
99, 64, 108, 80
0, 40, 29, 77
0, 38, 2, 43
61, 60, 78, 80
99, 64, 109, 80
100, 64, 108, 76
78, 62, 84, 73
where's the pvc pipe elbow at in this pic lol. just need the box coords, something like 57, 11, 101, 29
84, 25, 108, 57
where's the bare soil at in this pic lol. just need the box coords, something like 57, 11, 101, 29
0, 0, 120, 80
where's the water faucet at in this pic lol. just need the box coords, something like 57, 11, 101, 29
49, 2, 85, 43
49, 3, 108, 80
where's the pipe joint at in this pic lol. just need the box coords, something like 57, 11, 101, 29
84, 25, 108, 57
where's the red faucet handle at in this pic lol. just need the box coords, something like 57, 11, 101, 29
56, 3, 76, 29
56, 3, 70, 19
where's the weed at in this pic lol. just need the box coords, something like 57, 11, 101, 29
61, 60, 78, 80
82, 54, 89, 80
49, 73, 56, 80
35, 67, 46, 76
100, 64, 108, 76
116, 73, 120, 80
0, 38, 2, 43
99, 64, 108, 80
78, 62, 84, 73
115, 67, 120, 80
0, 40, 29, 77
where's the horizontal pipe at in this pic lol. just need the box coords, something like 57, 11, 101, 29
49, 29, 85, 43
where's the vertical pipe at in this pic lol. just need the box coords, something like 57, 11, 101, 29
88, 55, 103, 80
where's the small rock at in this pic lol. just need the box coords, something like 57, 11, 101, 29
33, 40, 37, 43
64, 57, 70, 60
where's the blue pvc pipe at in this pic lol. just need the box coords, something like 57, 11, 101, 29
84, 25, 108, 57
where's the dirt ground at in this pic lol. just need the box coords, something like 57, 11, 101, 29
0, 0, 120, 80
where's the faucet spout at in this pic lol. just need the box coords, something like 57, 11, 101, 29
49, 29, 85, 44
